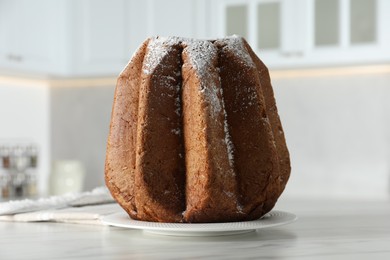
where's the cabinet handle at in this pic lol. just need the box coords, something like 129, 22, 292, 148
279, 51, 304, 57
6, 54, 23, 62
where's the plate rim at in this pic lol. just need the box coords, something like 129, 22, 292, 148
102, 210, 297, 233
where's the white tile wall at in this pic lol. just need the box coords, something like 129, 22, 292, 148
0, 81, 50, 194
50, 85, 115, 191
272, 72, 390, 200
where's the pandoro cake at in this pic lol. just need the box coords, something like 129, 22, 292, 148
105, 36, 291, 223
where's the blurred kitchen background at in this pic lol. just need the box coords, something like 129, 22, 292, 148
0, 0, 389, 201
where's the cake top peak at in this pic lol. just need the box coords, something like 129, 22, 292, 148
131, 35, 254, 76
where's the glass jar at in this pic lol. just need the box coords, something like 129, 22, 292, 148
49, 160, 86, 195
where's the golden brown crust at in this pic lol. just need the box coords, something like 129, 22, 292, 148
215, 38, 281, 220
105, 38, 149, 220
181, 41, 240, 223
105, 36, 291, 223
242, 39, 291, 214
134, 40, 185, 222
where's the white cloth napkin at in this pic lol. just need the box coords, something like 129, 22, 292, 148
0, 187, 122, 225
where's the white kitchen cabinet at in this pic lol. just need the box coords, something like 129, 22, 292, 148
212, 0, 390, 69
0, 0, 126, 76
209, 0, 307, 67
0, 0, 66, 75
304, 0, 390, 68
3, 0, 387, 75
123, 0, 211, 65
0, 0, 210, 77
65, 0, 129, 76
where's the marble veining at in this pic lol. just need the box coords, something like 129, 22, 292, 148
1, 199, 390, 259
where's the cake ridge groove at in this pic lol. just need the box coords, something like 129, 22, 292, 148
134, 38, 186, 222
214, 41, 241, 215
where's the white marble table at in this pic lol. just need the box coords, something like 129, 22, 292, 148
1, 199, 389, 259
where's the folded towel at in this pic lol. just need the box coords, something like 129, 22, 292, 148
0, 187, 122, 225
0, 203, 122, 225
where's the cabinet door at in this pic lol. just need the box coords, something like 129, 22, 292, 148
224, 1, 249, 39
67, 0, 128, 76
68, 0, 207, 76
254, 0, 307, 67
307, 0, 390, 66
313, 0, 378, 47
216, 0, 390, 68
0, 0, 62, 74
213, 0, 307, 68
145, 0, 204, 38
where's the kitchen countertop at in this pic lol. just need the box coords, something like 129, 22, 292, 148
1, 198, 389, 259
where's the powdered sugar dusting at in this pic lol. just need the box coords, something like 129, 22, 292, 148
171, 128, 180, 135
183, 40, 217, 79
236, 203, 244, 214
224, 115, 234, 166
142, 36, 181, 75
174, 95, 181, 116
183, 41, 223, 118
206, 85, 222, 118
224, 191, 234, 198
220, 87, 235, 167
183, 39, 236, 168
221, 36, 256, 69
140, 36, 184, 155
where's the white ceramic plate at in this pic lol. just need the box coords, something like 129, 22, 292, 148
102, 210, 297, 237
